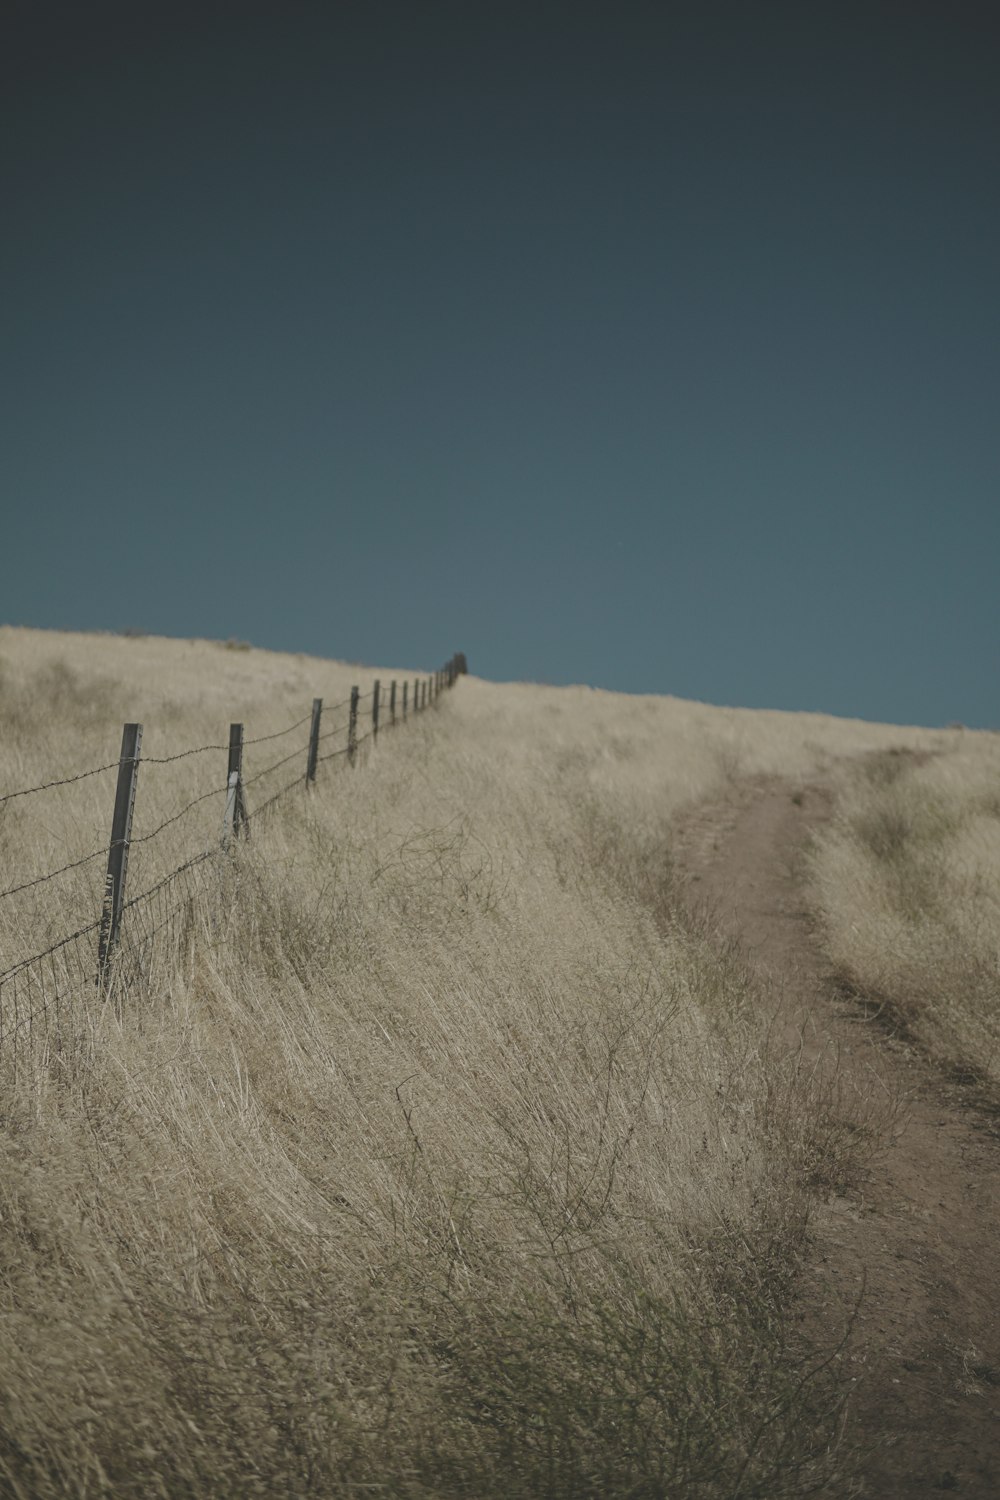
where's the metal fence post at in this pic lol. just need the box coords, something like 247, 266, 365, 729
348, 686, 359, 764
306, 698, 323, 784
97, 722, 142, 984
372, 679, 381, 741
402, 681, 408, 718
223, 722, 249, 845
390, 680, 396, 725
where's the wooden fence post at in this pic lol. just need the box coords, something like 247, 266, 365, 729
390, 680, 396, 725
306, 698, 323, 784
97, 722, 142, 984
372, 679, 381, 741
223, 722, 249, 845
348, 686, 359, 764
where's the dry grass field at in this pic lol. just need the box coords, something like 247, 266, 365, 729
808, 732, 1000, 1092
0, 626, 957, 1498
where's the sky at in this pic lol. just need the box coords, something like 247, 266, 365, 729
2, 1, 998, 727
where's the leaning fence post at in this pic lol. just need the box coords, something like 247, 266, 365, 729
390, 680, 396, 725
348, 686, 359, 764
223, 722, 249, 845
372, 679, 381, 741
306, 698, 323, 784
97, 722, 142, 984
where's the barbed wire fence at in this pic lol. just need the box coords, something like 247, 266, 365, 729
0, 652, 467, 1079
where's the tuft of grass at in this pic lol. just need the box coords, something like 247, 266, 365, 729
809, 741, 1000, 1090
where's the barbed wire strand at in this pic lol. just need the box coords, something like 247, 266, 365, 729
0, 844, 108, 903
242, 738, 311, 790
130, 782, 225, 848
316, 744, 351, 766
121, 848, 217, 916
241, 710, 314, 746
315, 715, 351, 745
252, 773, 306, 821
0, 760, 120, 807
0, 915, 104, 986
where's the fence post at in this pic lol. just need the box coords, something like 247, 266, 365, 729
372, 679, 381, 741
413, 676, 419, 711
390, 680, 396, 725
402, 681, 408, 719
348, 686, 359, 764
97, 722, 142, 984
306, 698, 323, 784
223, 722, 250, 845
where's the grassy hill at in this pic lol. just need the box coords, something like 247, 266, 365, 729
2, 625, 985, 1498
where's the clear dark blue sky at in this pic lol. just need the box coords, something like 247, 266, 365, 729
3, 2, 997, 725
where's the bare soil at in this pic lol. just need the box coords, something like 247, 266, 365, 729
674, 773, 1000, 1497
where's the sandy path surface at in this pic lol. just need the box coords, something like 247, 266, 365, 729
674, 774, 1000, 1497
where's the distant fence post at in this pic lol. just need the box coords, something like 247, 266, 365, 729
97, 722, 142, 985
348, 686, 359, 764
306, 697, 323, 784
402, 681, 408, 718
413, 676, 419, 712
390, 680, 396, 725
223, 722, 250, 845
372, 679, 381, 741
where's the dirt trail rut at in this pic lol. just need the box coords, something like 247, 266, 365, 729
674, 775, 1000, 1497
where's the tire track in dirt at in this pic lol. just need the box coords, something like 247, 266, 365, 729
674, 774, 1000, 1497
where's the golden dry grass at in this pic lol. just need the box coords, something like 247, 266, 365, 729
0, 626, 948, 1497
808, 733, 1000, 1090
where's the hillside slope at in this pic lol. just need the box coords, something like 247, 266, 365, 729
0, 626, 958, 1498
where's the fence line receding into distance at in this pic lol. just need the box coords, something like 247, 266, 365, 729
0, 652, 467, 1071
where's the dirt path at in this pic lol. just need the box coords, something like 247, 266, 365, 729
674, 774, 1000, 1497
